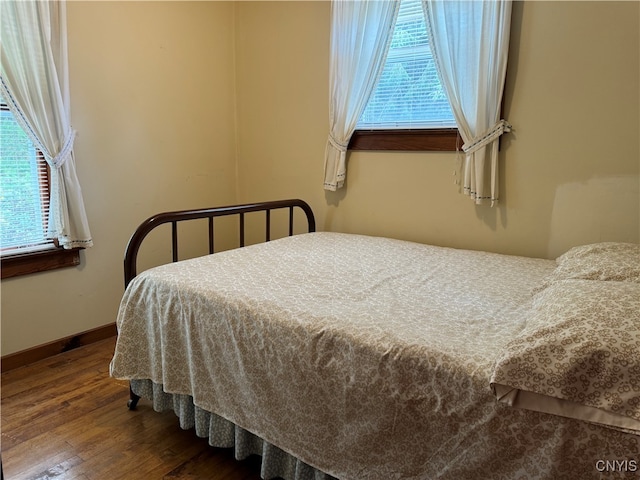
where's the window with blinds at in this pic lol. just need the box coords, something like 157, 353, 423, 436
357, 0, 455, 130
0, 97, 53, 254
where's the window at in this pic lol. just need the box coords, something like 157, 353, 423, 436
0, 97, 80, 278
350, 0, 458, 151
1, 98, 52, 252
358, 0, 454, 130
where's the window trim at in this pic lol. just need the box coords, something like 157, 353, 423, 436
349, 128, 460, 151
1, 246, 81, 279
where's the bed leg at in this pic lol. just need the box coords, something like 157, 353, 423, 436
127, 384, 141, 410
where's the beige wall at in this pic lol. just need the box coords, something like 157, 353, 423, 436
237, 0, 639, 259
2, 1, 639, 356
1, 1, 238, 355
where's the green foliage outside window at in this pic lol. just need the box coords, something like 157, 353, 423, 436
0, 102, 49, 250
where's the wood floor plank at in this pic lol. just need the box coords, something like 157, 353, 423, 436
3, 380, 128, 446
1, 337, 264, 480
2, 344, 113, 396
28, 455, 84, 480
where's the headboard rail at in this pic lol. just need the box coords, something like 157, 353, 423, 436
124, 199, 316, 287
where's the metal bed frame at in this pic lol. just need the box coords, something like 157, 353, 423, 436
121, 198, 316, 409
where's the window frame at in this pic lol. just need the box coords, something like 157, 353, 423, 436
349, 128, 459, 151
0, 101, 81, 279
1, 246, 81, 279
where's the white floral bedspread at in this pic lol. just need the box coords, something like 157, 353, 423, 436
111, 233, 639, 479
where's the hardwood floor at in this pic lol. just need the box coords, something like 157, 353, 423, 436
1, 337, 264, 480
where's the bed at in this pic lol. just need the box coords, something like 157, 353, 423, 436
110, 199, 640, 480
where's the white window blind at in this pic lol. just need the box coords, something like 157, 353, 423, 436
0, 97, 52, 252
358, 0, 455, 129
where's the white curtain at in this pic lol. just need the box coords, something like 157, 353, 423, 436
423, 0, 512, 206
324, 0, 400, 191
0, 0, 92, 248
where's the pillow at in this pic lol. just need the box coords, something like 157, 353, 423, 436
493, 279, 640, 432
546, 242, 640, 285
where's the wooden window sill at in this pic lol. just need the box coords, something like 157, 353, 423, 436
1, 247, 81, 279
349, 128, 460, 151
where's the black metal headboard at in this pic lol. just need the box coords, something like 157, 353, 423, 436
123, 199, 316, 287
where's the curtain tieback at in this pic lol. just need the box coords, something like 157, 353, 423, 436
49, 129, 77, 168
462, 120, 511, 155
328, 134, 349, 153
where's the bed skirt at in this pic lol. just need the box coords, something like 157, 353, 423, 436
131, 379, 338, 480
